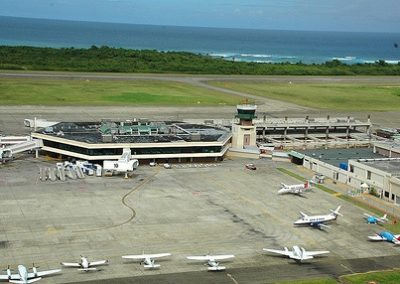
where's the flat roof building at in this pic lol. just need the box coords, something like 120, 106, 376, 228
290, 147, 400, 205
31, 120, 231, 163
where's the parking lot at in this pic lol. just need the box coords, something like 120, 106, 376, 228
0, 156, 398, 283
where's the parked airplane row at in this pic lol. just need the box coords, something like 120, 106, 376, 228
282, 181, 397, 247
0, 246, 334, 283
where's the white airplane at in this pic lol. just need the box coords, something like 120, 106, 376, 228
121, 253, 171, 269
60, 256, 108, 271
186, 254, 235, 271
363, 213, 389, 224
294, 206, 342, 229
278, 180, 314, 195
263, 246, 329, 262
0, 264, 61, 284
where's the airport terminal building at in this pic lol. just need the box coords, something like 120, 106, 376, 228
31, 120, 231, 163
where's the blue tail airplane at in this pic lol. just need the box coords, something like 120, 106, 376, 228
368, 231, 400, 245
364, 213, 388, 224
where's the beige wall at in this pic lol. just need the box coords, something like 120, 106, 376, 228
231, 124, 256, 149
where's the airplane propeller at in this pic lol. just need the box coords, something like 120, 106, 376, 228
4, 265, 12, 279
31, 263, 39, 276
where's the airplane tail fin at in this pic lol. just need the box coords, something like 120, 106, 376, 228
330, 206, 343, 217
381, 214, 388, 222
299, 211, 308, 218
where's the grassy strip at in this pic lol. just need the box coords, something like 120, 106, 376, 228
274, 277, 337, 284
340, 269, 400, 284
272, 270, 400, 284
276, 168, 400, 232
209, 81, 400, 111
0, 78, 241, 106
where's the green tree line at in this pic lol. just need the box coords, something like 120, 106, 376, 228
0, 45, 399, 75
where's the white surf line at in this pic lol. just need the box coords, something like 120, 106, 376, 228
227, 273, 239, 284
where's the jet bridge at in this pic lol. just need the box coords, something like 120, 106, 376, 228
0, 138, 43, 160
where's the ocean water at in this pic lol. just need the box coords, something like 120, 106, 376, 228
0, 16, 399, 64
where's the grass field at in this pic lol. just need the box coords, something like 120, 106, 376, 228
340, 270, 400, 284
209, 81, 400, 111
0, 78, 242, 106
274, 277, 337, 284
274, 270, 400, 284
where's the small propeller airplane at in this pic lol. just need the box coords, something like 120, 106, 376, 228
363, 213, 389, 224
294, 206, 342, 229
121, 253, 171, 269
368, 231, 400, 245
263, 246, 329, 262
0, 264, 61, 283
60, 256, 108, 271
186, 254, 235, 271
278, 180, 314, 195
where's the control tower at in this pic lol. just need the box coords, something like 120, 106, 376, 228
231, 104, 257, 149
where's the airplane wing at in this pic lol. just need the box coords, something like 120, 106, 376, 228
122, 255, 146, 260
122, 253, 171, 259
0, 273, 20, 280
278, 188, 290, 194
363, 213, 372, 219
89, 260, 108, 266
313, 223, 330, 229
187, 255, 234, 261
368, 235, 385, 241
11, 279, 42, 284
32, 268, 61, 277
187, 256, 211, 261
290, 255, 313, 261
304, 250, 330, 257
263, 248, 291, 257
210, 255, 234, 260
60, 262, 81, 267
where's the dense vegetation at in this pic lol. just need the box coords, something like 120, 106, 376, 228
1, 45, 400, 75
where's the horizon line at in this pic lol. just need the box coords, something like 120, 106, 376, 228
1, 15, 399, 35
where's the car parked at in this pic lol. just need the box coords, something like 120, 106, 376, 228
245, 163, 256, 170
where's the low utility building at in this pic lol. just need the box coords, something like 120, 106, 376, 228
290, 147, 400, 204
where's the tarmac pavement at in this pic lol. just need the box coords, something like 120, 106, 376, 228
0, 157, 399, 283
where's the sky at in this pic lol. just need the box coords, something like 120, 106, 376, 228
1, 0, 400, 33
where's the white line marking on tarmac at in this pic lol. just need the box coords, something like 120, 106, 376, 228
227, 273, 239, 284
340, 263, 355, 274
